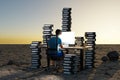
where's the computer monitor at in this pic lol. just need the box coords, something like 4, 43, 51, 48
59, 32, 75, 45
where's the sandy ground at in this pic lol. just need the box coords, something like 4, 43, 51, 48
0, 44, 120, 80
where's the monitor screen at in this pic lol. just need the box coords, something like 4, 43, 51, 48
59, 32, 75, 45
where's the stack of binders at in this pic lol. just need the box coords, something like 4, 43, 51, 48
74, 49, 84, 70
62, 8, 72, 32
63, 54, 80, 74
84, 32, 96, 69
75, 37, 84, 46
43, 24, 53, 47
30, 41, 41, 69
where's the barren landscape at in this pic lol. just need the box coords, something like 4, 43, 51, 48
0, 44, 120, 80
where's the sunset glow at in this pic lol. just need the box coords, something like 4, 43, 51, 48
1, 0, 120, 44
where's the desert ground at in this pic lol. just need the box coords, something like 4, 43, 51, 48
0, 44, 120, 80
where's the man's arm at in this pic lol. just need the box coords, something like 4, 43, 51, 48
60, 44, 63, 48
59, 38, 63, 48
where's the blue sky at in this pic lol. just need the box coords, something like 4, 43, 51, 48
0, 0, 120, 44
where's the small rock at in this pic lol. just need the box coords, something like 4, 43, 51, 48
101, 56, 108, 62
7, 60, 14, 65
107, 51, 119, 61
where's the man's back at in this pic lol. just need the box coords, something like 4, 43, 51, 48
48, 37, 62, 49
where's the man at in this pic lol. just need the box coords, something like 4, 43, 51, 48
48, 29, 63, 66
48, 29, 63, 49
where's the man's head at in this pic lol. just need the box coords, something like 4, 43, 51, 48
55, 29, 62, 36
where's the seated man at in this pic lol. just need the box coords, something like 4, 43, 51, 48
48, 29, 64, 66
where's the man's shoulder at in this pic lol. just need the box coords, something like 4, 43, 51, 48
50, 37, 56, 41
58, 37, 61, 40
50, 36, 61, 40
51, 37, 55, 39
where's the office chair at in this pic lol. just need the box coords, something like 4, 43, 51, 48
46, 48, 63, 73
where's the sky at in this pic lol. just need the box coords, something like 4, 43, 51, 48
1, 0, 120, 44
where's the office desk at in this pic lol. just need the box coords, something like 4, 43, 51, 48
41, 45, 85, 70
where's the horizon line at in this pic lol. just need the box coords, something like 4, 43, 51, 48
1, 44, 120, 45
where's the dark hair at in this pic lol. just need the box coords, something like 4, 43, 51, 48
55, 29, 61, 36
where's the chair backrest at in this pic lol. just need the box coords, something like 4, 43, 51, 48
47, 35, 58, 57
